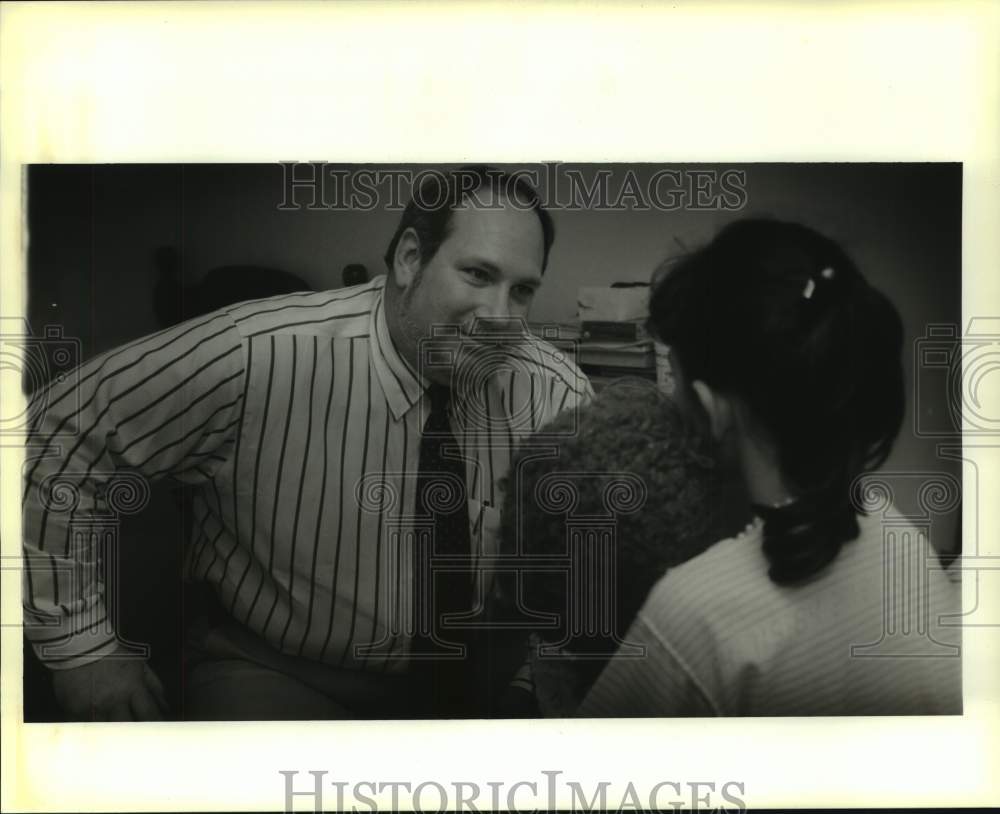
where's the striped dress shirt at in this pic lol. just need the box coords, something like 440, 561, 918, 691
578, 511, 962, 716
23, 276, 592, 673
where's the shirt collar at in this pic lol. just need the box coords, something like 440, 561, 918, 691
369, 277, 430, 420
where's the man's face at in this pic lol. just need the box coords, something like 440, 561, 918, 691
392, 193, 546, 383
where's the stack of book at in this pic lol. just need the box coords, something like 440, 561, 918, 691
532, 320, 656, 390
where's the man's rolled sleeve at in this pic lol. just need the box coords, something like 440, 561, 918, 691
22, 310, 247, 670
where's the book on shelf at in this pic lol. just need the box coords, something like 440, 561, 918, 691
580, 320, 649, 343
585, 371, 658, 393
581, 364, 656, 380
529, 323, 654, 369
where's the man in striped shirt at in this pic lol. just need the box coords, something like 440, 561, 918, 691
23, 166, 592, 720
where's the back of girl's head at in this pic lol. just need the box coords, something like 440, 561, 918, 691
647, 218, 905, 584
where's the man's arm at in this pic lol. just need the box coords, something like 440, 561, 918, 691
23, 310, 246, 718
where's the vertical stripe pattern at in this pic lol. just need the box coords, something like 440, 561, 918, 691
23, 277, 592, 672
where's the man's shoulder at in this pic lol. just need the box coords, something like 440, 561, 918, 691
222, 279, 384, 341
508, 333, 592, 397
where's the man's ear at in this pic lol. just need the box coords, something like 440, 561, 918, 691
391, 227, 423, 289
691, 380, 733, 441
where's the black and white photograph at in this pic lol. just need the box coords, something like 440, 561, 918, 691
19, 161, 964, 724
3, 2, 998, 813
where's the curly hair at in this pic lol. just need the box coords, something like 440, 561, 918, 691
495, 379, 724, 708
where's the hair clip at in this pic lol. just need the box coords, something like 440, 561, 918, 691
802, 266, 835, 299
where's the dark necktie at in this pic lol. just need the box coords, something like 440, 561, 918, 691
411, 384, 474, 713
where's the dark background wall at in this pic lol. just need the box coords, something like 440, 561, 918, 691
26, 162, 962, 481
23, 163, 962, 718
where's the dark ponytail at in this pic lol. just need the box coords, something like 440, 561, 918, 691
647, 219, 905, 585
